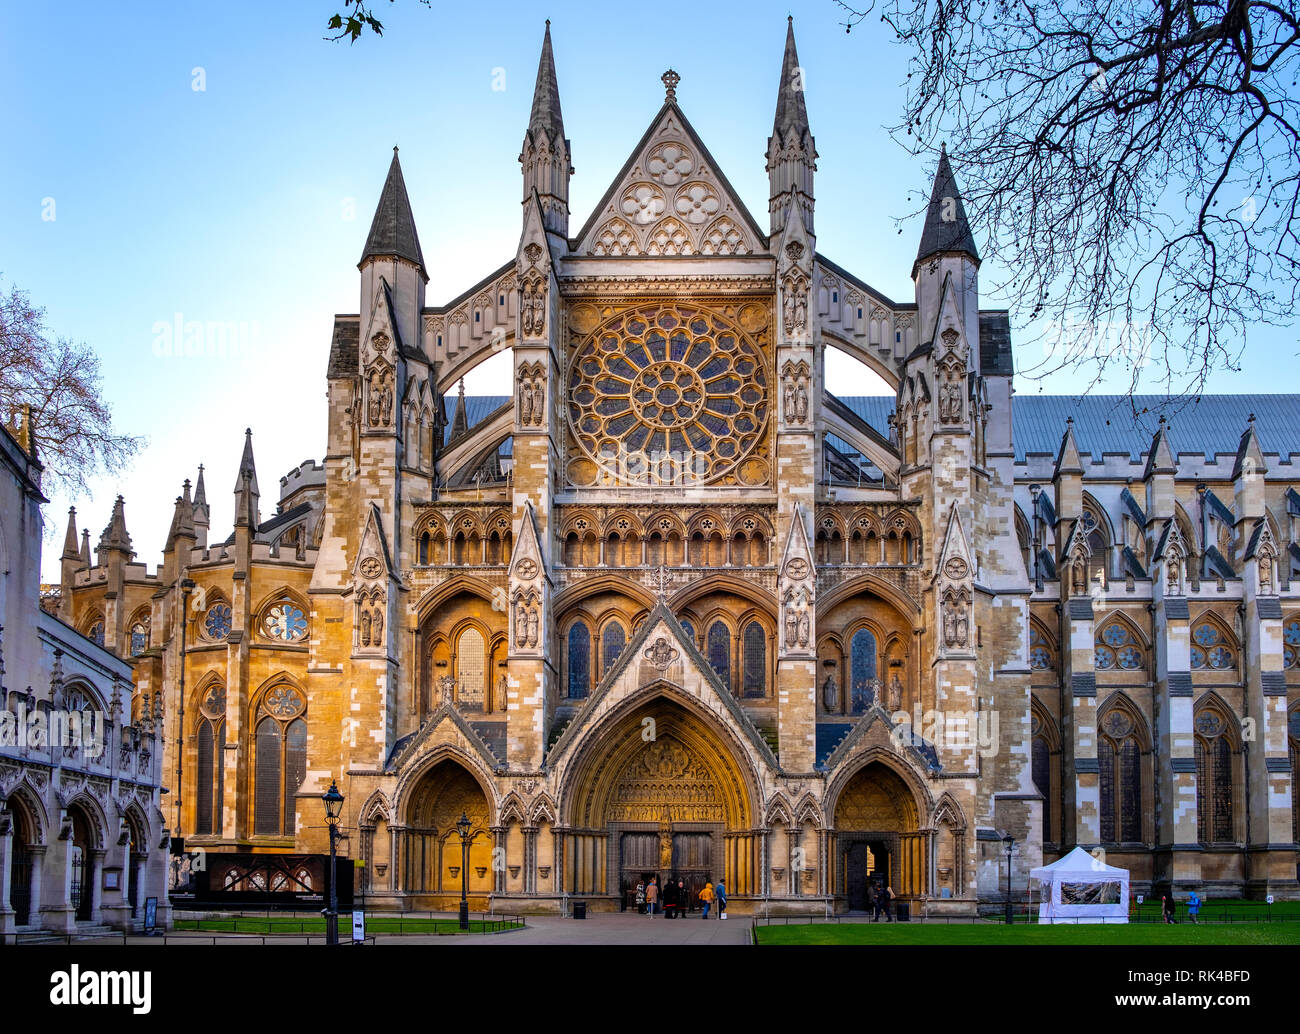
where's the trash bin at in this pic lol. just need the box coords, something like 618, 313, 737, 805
896, 901, 910, 922
573, 900, 587, 920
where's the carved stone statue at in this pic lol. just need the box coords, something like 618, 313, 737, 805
496, 674, 509, 711
940, 381, 962, 423
794, 381, 808, 423
796, 609, 810, 647
514, 598, 528, 648
658, 812, 673, 869
360, 608, 371, 647
822, 674, 838, 712
887, 673, 903, 712
370, 603, 383, 643
526, 606, 539, 648
784, 605, 799, 650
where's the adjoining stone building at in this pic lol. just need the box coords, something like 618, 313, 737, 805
0, 417, 170, 942
49, 20, 1300, 914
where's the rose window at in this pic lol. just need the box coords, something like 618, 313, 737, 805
566, 303, 768, 486
263, 601, 308, 642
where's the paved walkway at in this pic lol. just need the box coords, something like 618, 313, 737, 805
441, 912, 751, 946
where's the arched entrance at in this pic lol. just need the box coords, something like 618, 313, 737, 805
400, 760, 494, 909
561, 693, 759, 910
8, 804, 34, 926
68, 804, 97, 922
833, 761, 927, 910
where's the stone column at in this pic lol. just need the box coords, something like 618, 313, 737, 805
0, 814, 13, 943
1152, 595, 1199, 888
1060, 596, 1098, 844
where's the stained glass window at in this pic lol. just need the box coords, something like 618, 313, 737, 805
284, 718, 306, 835
1195, 713, 1235, 844
567, 623, 590, 699
263, 600, 308, 642
707, 621, 731, 690
602, 623, 626, 674
254, 717, 283, 835
1096, 623, 1141, 670
850, 628, 877, 714
1032, 735, 1052, 841
457, 628, 485, 708
680, 618, 694, 642
196, 718, 226, 836
204, 603, 232, 641
1191, 623, 1235, 669
1029, 626, 1053, 671
742, 621, 765, 698
1285, 620, 1300, 669
130, 622, 148, 656
88, 620, 105, 647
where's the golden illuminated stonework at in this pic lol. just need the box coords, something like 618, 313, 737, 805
566, 302, 768, 486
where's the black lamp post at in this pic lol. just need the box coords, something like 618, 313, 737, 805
1003, 833, 1016, 925
322, 779, 344, 945
456, 812, 473, 931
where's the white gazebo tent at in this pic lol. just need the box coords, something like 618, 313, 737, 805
1030, 846, 1130, 924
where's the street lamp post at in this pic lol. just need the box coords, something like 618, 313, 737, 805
322, 779, 344, 946
1003, 833, 1016, 925
456, 812, 472, 931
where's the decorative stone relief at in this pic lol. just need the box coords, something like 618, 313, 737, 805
781, 358, 811, 427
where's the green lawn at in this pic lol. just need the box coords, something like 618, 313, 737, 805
754, 922, 1300, 946
173, 916, 522, 935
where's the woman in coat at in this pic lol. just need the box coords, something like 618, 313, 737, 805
645, 877, 658, 917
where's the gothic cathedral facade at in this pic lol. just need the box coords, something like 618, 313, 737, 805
51, 21, 1300, 913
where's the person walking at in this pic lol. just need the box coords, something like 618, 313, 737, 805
699, 880, 714, 919
715, 878, 727, 920
882, 885, 895, 923
676, 879, 688, 918
635, 879, 646, 915
1187, 891, 1201, 924
646, 876, 658, 917
662, 876, 677, 919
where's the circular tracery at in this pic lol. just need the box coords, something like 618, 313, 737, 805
567, 303, 768, 485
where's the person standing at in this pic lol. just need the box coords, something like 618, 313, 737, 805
882, 885, 895, 922
699, 880, 714, 919
676, 878, 688, 918
662, 876, 677, 919
1187, 891, 1201, 924
646, 876, 658, 917
715, 878, 727, 920
635, 879, 646, 915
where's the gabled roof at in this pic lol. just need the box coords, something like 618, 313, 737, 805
571, 100, 769, 254
326, 315, 359, 379
359, 148, 426, 275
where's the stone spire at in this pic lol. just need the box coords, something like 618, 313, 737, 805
766, 17, 816, 237
772, 17, 809, 140
914, 145, 980, 275
526, 20, 565, 147
97, 496, 134, 561
61, 506, 81, 560
521, 20, 572, 240
449, 379, 469, 440
233, 428, 260, 529
359, 147, 426, 275
192, 463, 209, 520
167, 479, 197, 547
80, 528, 91, 567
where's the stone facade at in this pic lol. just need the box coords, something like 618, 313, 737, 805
0, 418, 170, 942
47, 20, 1300, 916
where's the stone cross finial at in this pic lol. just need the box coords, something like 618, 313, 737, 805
662, 69, 680, 103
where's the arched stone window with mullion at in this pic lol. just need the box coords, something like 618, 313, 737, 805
706, 620, 731, 692
1190, 615, 1237, 671
741, 620, 766, 698
600, 620, 627, 679
1194, 705, 1237, 844
849, 626, 878, 714
1097, 703, 1143, 843
253, 684, 308, 837
566, 621, 591, 699
195, 683, 227, 836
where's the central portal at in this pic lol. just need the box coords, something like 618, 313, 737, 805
563, 693, 758, 904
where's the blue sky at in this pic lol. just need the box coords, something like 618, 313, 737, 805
1, 0, 1290, 582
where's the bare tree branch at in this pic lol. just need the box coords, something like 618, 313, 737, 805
0, 279, 144, 497
838, 0, 1300, 399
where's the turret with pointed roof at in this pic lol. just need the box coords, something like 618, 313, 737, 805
766, 17, 816, 237
359, 147, 426, 277
914, 145, 980, 276
61, 506, 81, 560
192, 464, 210, 549
520, 21, 572, 242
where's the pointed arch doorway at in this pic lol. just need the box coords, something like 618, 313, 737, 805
833, 760, 928, 909
561, 692, 759, 911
